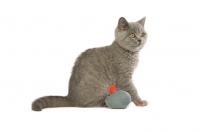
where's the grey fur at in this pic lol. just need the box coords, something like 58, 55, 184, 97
32, 17, 148, 111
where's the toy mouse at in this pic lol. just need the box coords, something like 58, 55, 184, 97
105, 85, 131, 109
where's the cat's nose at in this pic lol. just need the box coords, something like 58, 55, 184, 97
138, 39, 142, 43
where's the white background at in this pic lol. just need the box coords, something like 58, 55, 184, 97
0, 0, 200, 132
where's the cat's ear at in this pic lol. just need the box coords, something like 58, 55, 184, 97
118, 17, 129, 31
137, 17, 146, 27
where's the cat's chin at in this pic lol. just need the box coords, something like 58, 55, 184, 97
131, 43, 145, 52
124, 45, 143, 53
117, 42, 144, 53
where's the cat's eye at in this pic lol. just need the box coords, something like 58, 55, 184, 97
130, 33, 135, 38
141, 33, 146, 37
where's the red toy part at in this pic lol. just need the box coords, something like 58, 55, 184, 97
132, 101, 144, 107
109, 85, 116, 94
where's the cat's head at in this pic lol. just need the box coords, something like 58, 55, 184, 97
115, 17, 147, 52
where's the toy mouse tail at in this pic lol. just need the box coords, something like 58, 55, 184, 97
32, 96, 74, 111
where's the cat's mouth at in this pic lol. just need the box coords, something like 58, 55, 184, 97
132, 42, 141, 47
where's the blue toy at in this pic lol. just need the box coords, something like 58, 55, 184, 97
105, 85, 131, 109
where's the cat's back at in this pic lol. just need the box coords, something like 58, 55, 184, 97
70, 45, 111, 82
73, 46, 110, 69
68, 45, 111, 94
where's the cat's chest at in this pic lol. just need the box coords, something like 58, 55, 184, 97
113, 55, 138, 74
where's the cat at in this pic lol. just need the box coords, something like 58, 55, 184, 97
32, 17, 148, 111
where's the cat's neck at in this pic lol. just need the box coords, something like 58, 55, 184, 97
110, 41, 139, 58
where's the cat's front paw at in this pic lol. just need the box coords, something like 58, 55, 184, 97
133, 100, 148, 107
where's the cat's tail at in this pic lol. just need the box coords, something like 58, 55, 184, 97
31, 96, 74, 111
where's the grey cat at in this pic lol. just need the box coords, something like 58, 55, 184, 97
32, 17, 148, 111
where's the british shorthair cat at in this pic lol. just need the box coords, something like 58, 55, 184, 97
32, 17, 148, 111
